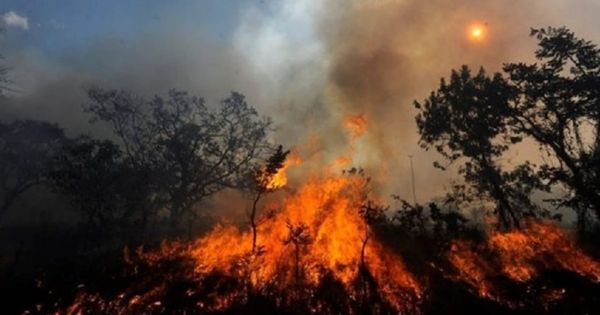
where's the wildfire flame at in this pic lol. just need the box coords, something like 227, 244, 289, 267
56, 158, 600, 314
447, 220, 600, 304
345, 113, 368, 138
192, 171, 421, 310
262, 150, 302, 190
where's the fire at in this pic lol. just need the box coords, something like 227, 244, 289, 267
345, 113, 367, 138
191, 172, 421, 310
60, 163, 422, 313
263, 150, 302, 190
333, 155, 352, 168
447, 220, 600, 304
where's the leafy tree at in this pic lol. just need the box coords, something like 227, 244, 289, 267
428, 203, 467, 239
415, 67, 533, 229
392, 198, 428, 235
0, 120, 65, 217
50, 137, 125, 229
85, 88, 273, 235
503, 27, 600, 231
417, 27, 600, 232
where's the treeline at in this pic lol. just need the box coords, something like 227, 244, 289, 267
1, 89, 276, 245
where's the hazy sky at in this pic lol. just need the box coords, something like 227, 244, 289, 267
2, 0, 600, 202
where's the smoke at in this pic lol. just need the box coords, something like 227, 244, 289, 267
244, 0, 600, 201
2, 0, 600, 208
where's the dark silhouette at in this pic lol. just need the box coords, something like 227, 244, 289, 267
415, 66, 531, 229
504, 27, 600, 232
85, 88, 273, 236
416, 26, 600, 232
0, 120, 65, 218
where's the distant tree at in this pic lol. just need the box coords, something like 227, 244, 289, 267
249, 145, 289, 253
50, 137, 125, 229
428, 203, 467, 239
415, 67, 534, 229
0, 59, 10, 97
85, 88, 273, 235
392, 198, 428, 235
0, 29, 12, 97
0, 120, 65, 217
503, 27, 600, 231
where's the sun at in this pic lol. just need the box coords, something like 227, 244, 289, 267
468, 24, 486, 41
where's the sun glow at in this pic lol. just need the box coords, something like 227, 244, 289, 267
469, 24, 486, 41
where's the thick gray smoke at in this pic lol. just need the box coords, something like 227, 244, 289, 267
2, 0, 600, 208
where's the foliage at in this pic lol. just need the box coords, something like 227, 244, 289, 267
504, 27, 600, 230
415, 66, 533, 229
416, 27, 600, 231
85, 88, 274, 231
0, 120, 66, 217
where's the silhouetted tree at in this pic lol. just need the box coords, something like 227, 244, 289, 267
504, 27, 600, 231
85, 88, 273, 235
429, 203, 467, 239
50, 137, 125, 230
249, 145, 290, 253
0, 120, 65, 218
418, 27, 600, 232
393, 198, 428, 235
415, 67, 531, 229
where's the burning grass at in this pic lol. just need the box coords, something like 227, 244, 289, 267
446, 220, 600, 308
22, 172, 600, 314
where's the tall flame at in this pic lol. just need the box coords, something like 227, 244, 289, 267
192, 170, 421, 310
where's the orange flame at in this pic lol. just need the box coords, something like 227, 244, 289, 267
260, 149, 302, 190
191, 173, 421, 310
344, 113, 367, 138
447, 220, 600, 304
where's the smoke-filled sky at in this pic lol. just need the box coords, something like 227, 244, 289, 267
2, 0, 600, 202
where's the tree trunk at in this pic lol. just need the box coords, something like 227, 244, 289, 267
479, 156, 520, 229
360, 228, 369, 306
250, 191, 262, 253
